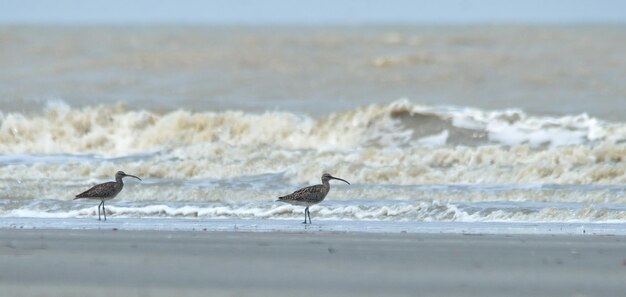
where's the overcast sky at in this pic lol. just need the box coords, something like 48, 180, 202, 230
0, 0, 625, 25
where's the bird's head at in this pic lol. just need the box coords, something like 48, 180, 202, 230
116, 171, 142, 181
321, 173, 350, 185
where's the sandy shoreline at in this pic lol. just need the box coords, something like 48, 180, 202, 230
1, 229, 625, 297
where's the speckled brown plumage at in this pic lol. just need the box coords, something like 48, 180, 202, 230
278, 173, 349, 224
278, 184, 329, 206
74, 171, 141, 221
76, 181, 123, 200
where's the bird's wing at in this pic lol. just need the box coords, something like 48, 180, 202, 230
75, 182, 117, 199
279, 184, 324, 201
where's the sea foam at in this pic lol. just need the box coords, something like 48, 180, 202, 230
1, 100, 624, 187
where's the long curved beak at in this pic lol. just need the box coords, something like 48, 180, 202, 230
124, 174, 142, 181
330, 176, 350, 185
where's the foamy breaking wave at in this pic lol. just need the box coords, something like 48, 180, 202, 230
1, 100, 624, 155
4, 200, 626, 223
0, 142, 624, 185
1, 100, 625, 185
387, 100, 626, 146
0, 100, 406, 154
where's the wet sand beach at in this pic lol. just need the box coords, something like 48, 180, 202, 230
1, 229, 625, 297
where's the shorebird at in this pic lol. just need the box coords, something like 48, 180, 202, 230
74, 171, 142, 221
277, 173, 350, 224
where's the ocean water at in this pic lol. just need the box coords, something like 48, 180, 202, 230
1, 25, 625, 233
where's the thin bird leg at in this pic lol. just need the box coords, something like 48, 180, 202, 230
303, 207, 309, 224
98, 201, 103, 221
306, 207, 313, 225
102, 200, 106, 221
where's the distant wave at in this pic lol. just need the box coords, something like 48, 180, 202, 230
1, 100, 625, 185
1, 99, 624, 154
